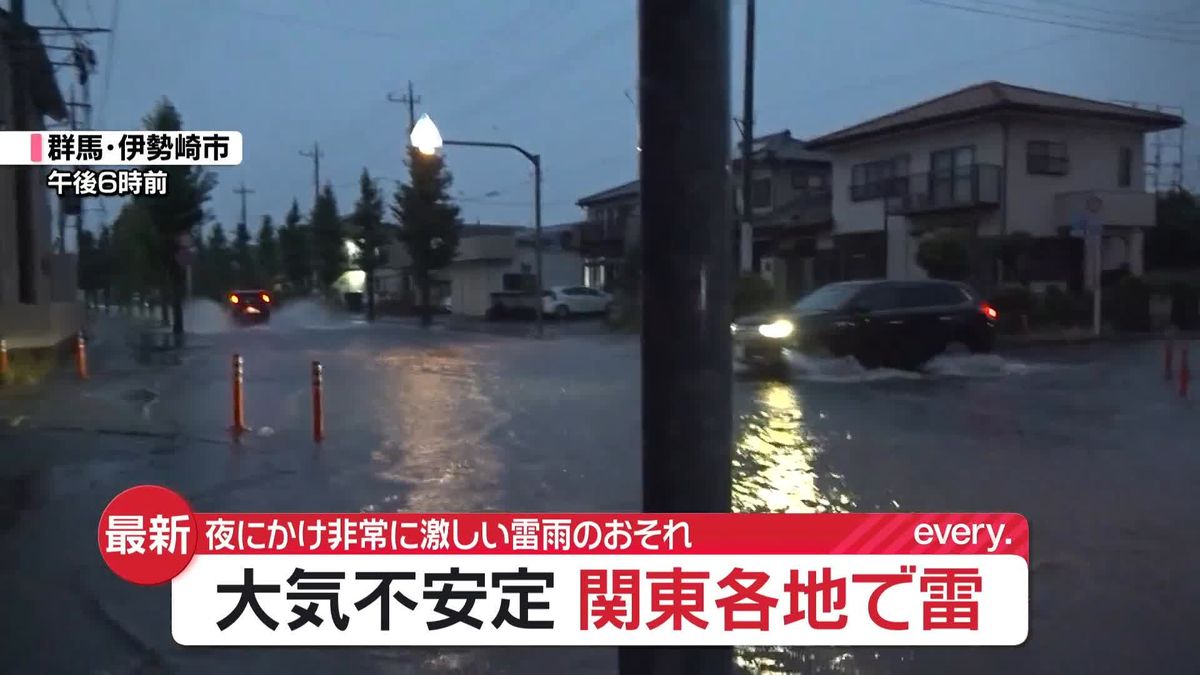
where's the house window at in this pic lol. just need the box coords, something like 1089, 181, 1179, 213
930, 146, 976, 205
850, 156, 908, 202
792, 170, 828, 190
1118, 146, 1132, 187
1027, 140, 1069, 175
751, 177, 772, 208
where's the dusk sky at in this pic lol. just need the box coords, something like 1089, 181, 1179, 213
31, 0, 1200, 235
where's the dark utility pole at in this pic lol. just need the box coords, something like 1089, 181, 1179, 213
622, 1, 732, 674
235, 182, 255, 228
387, 81, 421, 132
739, 0, 756, 274
299, 142, 322, 207
10, 0, 36, 303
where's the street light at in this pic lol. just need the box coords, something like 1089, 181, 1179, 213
409, 114, 545, 339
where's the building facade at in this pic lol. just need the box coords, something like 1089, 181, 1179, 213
808, 81, 1185, 292
0, 10, 79, 348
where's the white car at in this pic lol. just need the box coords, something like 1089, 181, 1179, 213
542, 285, 612, 318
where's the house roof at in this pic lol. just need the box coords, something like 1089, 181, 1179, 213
734, 130, 831, 164
807, 81, 1186, 149
577, 179, 640, 207
0, 10, 68, 122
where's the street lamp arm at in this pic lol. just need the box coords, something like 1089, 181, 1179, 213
442, 139, 538, 165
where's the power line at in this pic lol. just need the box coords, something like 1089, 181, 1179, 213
1035, 0, 1200, 24
914, 0, 1200, 44
386, 81, 421, 133
299, 143, 324, 208
962, 0, 1200, 35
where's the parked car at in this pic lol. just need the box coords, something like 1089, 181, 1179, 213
731, 279, 997, 370
542, 285, 613, 318
227, 289, 273, 324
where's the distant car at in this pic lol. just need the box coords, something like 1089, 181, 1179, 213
542, 285, 613, 319
228, 290, 273, 324
731, 279, 997, 370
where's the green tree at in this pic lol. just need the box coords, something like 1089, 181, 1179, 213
77, 228, 99, 307
257, 215, 280, 289
393, 148, 461, 326
204, 223, 233, 300
110, 200, 157, 310
96, 224, 113, 308
279, 199, 312, 294
232, 221, 257, 287
135, 98, 217, 339
916, 229, 972, 281
1146, 188, 1200, 269
351, 169, 388, 321
311, 184, 346, 289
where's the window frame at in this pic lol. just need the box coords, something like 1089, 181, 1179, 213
1027, 140, 1069, 176
850, 156, 909, 202
1118, 146, 1133, 188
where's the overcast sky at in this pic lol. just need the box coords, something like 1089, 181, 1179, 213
30, 0, 1200, 235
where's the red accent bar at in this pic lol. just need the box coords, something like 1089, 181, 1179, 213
30, 133, 42, 162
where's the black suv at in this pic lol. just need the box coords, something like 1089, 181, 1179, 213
732, 279, 998, 370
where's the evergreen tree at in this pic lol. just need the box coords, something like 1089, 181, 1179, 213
205, 223, 233, 299
233, 221, 257, 287
394, 148, 461, 326
135, 98, 217, 339
311, 184, 346, 289
279, 199, 312, 294
351, 169, 387, 321
257, 215, 280, 289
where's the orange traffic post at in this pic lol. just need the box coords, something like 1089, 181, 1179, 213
1165, 339, 1174, 381
0, 338, 9, 383
232, 354, 246, 436
75, 331, 89, 380
311, 361, 324, 443
1179, 345, 1190, 399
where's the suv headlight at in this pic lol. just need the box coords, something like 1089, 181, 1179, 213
758, 319, 795, 339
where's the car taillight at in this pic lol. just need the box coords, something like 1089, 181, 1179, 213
229, 294, 239, 304
261, 293, 271, 303
981, 302, 998, 320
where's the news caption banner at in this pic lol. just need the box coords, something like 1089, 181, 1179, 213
0, 130, 243, 197
98, 485, 1029, 647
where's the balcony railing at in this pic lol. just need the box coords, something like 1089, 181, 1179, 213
885, 164, 1002, 215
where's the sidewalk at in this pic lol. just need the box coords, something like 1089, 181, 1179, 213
998, 326, 1200, 349
0, 312, 179, 438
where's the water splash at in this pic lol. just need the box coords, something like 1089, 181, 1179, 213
182, 298, 233, 335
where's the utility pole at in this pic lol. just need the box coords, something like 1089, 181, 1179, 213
235, 182, 255, 228
387, 81, 421, 133
623, 1, 732, 675
10, 0, 37, 303
738, 0, 756, 275
299, 142, 323, 206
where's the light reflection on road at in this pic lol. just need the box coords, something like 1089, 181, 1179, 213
733, 382, 910, 675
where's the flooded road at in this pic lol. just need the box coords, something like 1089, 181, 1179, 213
2, 312, 1198, 673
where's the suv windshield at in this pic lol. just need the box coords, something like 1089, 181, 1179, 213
792, 283, 862, 312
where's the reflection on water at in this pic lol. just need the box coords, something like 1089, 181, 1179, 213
733, 383, 909, 675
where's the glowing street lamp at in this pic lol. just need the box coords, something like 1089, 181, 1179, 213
409, 114, 443, 156
407, 113, 546, 338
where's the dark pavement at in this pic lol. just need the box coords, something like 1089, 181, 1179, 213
2, 300, 1199, 674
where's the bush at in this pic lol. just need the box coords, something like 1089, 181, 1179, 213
1033, 285, 1089, 327
916, 230, 972, 281
988, 284, 1034, 332
1110, 276, 1151, 332
734, 274, 775, 317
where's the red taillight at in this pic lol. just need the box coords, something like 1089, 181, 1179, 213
261, 293, 271, 303
981, 302, 998, 320
229, 294, 239, 304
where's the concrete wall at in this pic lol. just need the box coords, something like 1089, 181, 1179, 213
1004, 116, 1148, 236
829, 119, 1005, 236
515, 248, 583, 287
447, 261, 510, 317
0, 302, 84, 349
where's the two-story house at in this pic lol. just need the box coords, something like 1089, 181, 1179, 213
731, 130, 832, 300
807, 81, 1185, 292
574, 131, 833, 300
575, 179, 640, 292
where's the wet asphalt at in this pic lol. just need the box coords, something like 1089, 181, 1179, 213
1, 300, 1198, 674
